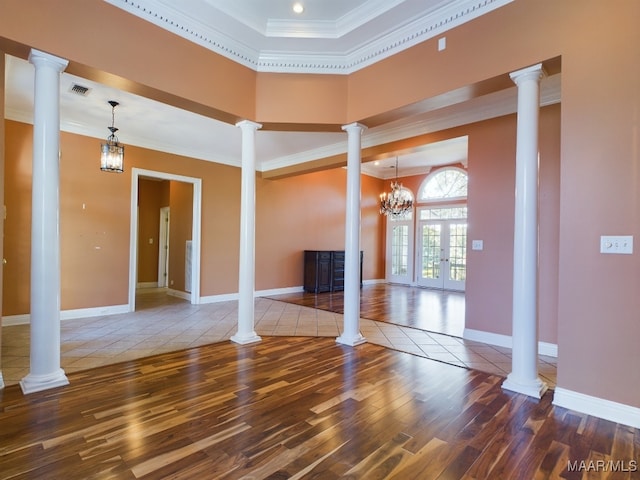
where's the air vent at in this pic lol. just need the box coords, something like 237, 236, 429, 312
69, 83, 91, 96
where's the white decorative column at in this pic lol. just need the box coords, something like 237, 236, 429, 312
502, 63, 547, 398
0, 50, 5, 390
337, 122, 367, 347
231, 120, 262, 345
20, 49, 69, 394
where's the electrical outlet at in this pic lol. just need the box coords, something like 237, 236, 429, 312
600, 235, 633, 254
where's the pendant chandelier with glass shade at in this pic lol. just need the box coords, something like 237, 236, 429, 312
379, 157, 413, 218
100, 100, 125, 173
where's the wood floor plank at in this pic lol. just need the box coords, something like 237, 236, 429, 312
0, 336, 637, 479
269, 284, 465, 335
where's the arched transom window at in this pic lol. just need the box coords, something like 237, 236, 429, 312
420, 168, 468, 201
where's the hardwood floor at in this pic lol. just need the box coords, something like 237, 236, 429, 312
1, 336, 637, 479
269, 284, 465, 337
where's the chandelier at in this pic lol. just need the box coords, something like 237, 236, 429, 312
100, 100, 125, 173
379, 157, 413, 218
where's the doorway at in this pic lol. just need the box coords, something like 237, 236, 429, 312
416, 206, 467, 291
129, 168, 202, 311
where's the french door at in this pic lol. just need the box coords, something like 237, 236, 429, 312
385, 212, 413, 284
416, 206, 467, 291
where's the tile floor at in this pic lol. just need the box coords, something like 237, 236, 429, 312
1, 290, 557, 388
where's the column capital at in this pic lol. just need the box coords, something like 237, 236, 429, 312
28, 49, 69, 72
510, 63, 545, 86
235, 119, 263, 131
341, 122, 368, 133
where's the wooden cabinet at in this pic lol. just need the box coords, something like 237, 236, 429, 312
303, 250, 362, 293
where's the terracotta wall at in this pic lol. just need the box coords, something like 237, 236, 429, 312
0, 0, 257, 124
255, 73, 348, 127
137, 179, 168, 285
465, 106, 560, 345
394, 105, 561, 345
4, 121, 34, 313
256, 169, 384, 290
2, 120, 385, 315
0, 49, 5, 357
1, 0, 639, 410
167, 181, 193, 293
555, 3, 640, 406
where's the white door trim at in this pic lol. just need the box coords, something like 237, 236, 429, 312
129, 168, 202, 311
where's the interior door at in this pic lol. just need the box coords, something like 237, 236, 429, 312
416, 207, 467, 291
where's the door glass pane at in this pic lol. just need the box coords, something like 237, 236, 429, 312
420, 206, 467, 220
421, 224, 441, 280
448, 223, 467, 282
391, 225, 409, 275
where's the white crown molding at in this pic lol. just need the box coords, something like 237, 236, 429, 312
338, 0, 513, 74
105, 0, 513, 74
105, 0, 261, 71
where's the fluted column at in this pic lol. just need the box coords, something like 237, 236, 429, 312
337, 122, 367, 347
20, 49, 69, 394
231, 120, 262, 345
502, 63, 548, 398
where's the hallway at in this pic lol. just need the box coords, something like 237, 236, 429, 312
1, 287, 557, 388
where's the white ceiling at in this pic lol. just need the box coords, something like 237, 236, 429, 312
3, 0, 560, 179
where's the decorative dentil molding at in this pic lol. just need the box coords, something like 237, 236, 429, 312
104, 0, 513, 74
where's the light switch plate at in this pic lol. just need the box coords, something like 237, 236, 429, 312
471, 240, 484, 251
600, 235, 633, 254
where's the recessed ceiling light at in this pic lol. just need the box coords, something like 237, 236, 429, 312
292, 2, 304, 14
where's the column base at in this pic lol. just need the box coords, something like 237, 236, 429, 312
230, 332, 262, 345
502, 373, 548, 399
336, 333, 367, 347
0, 372, 4, 390
20, 368, 69, 394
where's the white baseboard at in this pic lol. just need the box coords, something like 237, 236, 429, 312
553, 387, 640, 429
2, 304, 131, 326
463, 328, 558, 358
137, 282, 159, 289
2, 281, 387, 326
61, 305, 130, 320
256, 286, 304, 297
363, 278, 387, 285
2, 314, 31, 326
199, 285, 305, 304
167, 289, 191, 301
199, 292, 239, 304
